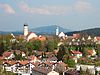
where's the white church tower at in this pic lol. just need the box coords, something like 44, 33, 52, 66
56, 26, 59, 36
24, 24, 29, 36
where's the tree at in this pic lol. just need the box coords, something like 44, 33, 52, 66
54, 64, 65, 75
96, 44, 100, 57
45, 40, 54, 52
32, 40, 42, 50
0, 42, 4, 56
56, 45, 66, 61
66, 59, 75, 68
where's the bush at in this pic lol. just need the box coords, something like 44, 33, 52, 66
67, 59, 75, 68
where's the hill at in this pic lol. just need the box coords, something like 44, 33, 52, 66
66, 28, 100, 36
30, 25, 71, 35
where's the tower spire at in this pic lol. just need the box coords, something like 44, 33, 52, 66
56, 26, 59, 36
24, 24, 29, 36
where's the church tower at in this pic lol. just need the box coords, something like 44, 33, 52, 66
24, 24, 29, 36
56, 26, 59, 36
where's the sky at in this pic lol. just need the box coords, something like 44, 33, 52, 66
0, 0, 100, 31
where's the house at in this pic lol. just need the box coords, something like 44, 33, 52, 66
88, 50, 96, 57
88, 36, 92, 40
32, 61, 61, 75
58, 32, 66, 39
32, 63, 52, 75
38, 35, 46, 41
94, 37, 100, 44
22, 52, 26, 57
26, 32, 38, 41
47, 56, 58, 63
73, 34, 80, 39
3, 51, 15, 60
71, 50, 82, 58
28, 55, 39, 62
69, 56, 78, 63
3, 61, 17, 72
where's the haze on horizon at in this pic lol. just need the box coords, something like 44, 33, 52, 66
0, 0, 100, 31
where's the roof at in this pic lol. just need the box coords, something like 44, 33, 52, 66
71, 50, 82, 54
28, 55, 38, 61
0, 56, 4, 60
4, 61, 17, 65
47, 56, 58, 61
58, 32, 65, 37
58, 61, 67, 67
38, 35, 46, 41
26, 32, 37, 38
96, 37, 100, 41
88, 50, 93, 55
31, 61, 40, 67
19, 60, 29, 65
73, 34, 80, 38
3, 52, 13, 57
32, 66, 52, 74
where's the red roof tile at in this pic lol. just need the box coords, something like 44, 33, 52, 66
19, 60, 29, 65
4, 61, 17, 65
3, 52, 13, 57
71, 50, 82, 54
88, 50, 93, 55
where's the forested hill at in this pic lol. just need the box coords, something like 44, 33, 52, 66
66, 28, 100, 36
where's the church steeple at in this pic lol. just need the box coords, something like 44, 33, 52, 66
56, 26, 59, 36
24, 24, 29, 36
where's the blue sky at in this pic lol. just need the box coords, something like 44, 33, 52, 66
0, 0, 100, 31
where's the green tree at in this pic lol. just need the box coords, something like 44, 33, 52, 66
33, 40, 42, 50
56, 45, 66, 61
45, 40, 54, 52
96, 44, 100, 57
66, 59, 75, 68
0, 42, 4, 56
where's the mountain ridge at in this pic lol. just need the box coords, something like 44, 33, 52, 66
30, 25, 71, 34
66, 28, 100, 36
0, 26, 100, 36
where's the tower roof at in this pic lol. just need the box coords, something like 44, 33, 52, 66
24, 24, 28, 26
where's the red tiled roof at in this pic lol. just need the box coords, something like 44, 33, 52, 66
37, 36, 46, 41
44, 61, 53, 67
69, 56, 76, 59
3, 52, 13, 57
4, 61, 17, 65
58, 62, 67, 67
31, 61, 40, 67
0, 56, 4, 60
32, 66, 52, 74
96, 37, 100, 41
88, 50, 93, 55
28, 55, 38, 60
19, 60, 29, 65
71, 50, 82, 54
73, 34, 80, 38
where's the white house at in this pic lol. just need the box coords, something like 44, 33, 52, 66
58, 32, 65, 38
27, 32, 38, 41
71, 50, 82, 58
88, 36, 92, 40
22, 52, 26, 57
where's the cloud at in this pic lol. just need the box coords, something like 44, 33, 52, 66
0, 4, 15, 14
74, 1, 93, 13
19, 3, 70, 15
19, 1, 94, 15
